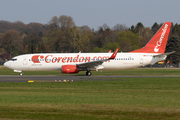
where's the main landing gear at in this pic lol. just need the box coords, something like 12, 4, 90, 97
86, 71, 92, 76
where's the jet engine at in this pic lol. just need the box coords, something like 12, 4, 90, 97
61, 65, 79, 74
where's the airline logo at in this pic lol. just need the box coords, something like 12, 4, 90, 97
31, 55, 44, 63
154, 24, 169, 52
31, 55, 110, 63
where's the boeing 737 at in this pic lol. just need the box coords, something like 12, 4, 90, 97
4, 22, 174, 76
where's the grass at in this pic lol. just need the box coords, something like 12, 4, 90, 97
1, 66, 180, 76
1, 78, 180, 119
1, 66, 180, 119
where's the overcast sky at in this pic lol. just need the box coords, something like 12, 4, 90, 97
0, 0, 179, 29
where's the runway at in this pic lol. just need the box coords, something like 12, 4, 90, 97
0, 75, 180, 82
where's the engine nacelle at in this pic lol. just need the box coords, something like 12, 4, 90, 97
61, 65, 79, 74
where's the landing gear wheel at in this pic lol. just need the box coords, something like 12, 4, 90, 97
86, 71, 92, 76
20, 73, 23, 76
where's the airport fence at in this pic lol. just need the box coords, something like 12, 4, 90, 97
143, 64, 179, 68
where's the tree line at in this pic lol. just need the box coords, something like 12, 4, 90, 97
0, 15, 180, 64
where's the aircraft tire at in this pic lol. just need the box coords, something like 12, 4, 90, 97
86, 71, 92, 76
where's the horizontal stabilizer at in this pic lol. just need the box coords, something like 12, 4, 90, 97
153, 51, 175, 57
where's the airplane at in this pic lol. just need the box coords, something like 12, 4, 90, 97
4, 22, 174, 76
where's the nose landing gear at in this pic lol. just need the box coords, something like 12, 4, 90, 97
20, 72, 23, 76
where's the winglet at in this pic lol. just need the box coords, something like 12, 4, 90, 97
108, 50, 112, 53
109, 48, 119, 59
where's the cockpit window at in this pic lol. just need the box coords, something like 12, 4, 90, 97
10, 58, 17, 61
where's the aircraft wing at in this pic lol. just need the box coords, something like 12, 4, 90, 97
78, 48, 119, 69
153, 51, 175, 57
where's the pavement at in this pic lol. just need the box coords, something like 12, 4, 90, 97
0, 75, 180, 82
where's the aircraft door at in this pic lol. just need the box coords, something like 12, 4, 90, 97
23, 56, 28, 65
139, 55, 143, 64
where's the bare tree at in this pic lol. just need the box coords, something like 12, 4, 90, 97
113, 24, 128, 32
23, 31, 43, 53
140, 27, 153, 47
102, 23, 110, 30
58, 15, 75, 31
1, 30, 23, 58
48, 16, 59, 30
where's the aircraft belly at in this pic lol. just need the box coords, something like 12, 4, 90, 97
103, 61, 140, 70
26, 63, 61, 71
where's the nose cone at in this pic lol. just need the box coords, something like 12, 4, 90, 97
4, 61, 10, 68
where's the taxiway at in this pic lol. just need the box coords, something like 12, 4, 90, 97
0, 75, 180, 82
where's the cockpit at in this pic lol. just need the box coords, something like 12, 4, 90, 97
9, 58, 17, 61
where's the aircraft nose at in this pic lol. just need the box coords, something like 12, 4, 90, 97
4, 61, 10, 68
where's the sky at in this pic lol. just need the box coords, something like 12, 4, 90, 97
0, 0, 180, 30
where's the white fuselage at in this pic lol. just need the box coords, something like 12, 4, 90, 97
4, 52, 166, 71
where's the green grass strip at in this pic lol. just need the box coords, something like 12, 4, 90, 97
0, 77, 180, 119
1, 66, 180, 76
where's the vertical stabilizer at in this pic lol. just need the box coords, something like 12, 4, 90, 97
130, 22, 171, 53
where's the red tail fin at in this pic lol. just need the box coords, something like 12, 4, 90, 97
130, 22, 171, 53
